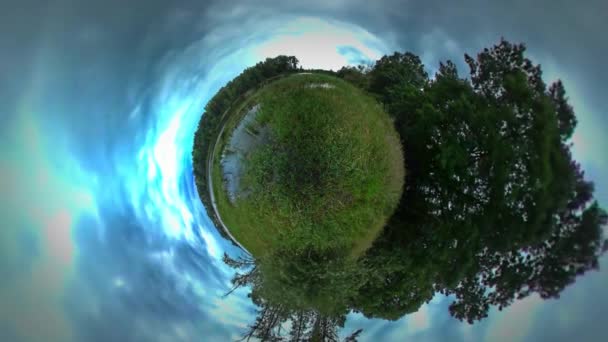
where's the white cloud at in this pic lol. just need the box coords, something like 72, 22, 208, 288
408, 304, 430, 334
485, 295, 542, 342
255, 17, 387, 70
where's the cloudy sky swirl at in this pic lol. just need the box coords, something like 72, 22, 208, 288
1, 1, 607, 341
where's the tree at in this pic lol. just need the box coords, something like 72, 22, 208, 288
352, 39, 607, 323
548, 80, 577, 140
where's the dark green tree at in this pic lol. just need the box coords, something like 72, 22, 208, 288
223, 252, 364, 342
351, 39, 607, 323
336, 64, 371, 90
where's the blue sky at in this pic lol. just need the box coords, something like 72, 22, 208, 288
1, 1, 607, 341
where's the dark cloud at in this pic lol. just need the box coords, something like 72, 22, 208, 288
362, 297, 493, 342
9, 0, 606, 123
65, 210, 235, 342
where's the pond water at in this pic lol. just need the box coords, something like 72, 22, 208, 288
221, 104, 265, 202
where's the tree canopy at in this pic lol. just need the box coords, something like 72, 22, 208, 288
348, 39, 607, 323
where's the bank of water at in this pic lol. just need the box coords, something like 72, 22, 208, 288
220, 104, 270, 202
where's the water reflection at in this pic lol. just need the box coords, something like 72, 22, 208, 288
224, 251, 363, 341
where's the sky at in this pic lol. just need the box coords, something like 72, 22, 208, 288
1, 0, 607, 341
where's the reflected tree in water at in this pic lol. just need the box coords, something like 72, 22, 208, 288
223, 253, 363, 342
349, 39, 608, 323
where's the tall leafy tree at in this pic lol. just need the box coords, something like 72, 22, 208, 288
353, 39, 607, 323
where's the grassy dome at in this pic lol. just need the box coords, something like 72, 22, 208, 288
212, 73, 404, 257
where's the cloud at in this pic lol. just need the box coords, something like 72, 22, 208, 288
485, 295, 543, 342
254, 17, 387, 70
408, 304, 431, 334
64, 211, 238, 342
522, 255, 608, 342
2, 6, 390, 340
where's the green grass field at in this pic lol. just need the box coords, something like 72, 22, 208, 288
212, 73, 404, 258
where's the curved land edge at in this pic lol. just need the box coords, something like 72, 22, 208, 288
210, 73, 404, 258
194, 57, 404, 257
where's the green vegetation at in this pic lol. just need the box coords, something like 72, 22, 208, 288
215, 39, 607, 341
193, 56, 300, 239
215, 74, 404, 257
